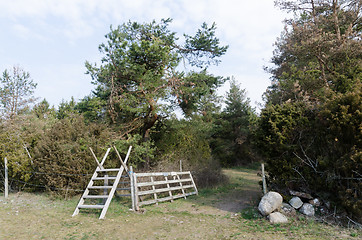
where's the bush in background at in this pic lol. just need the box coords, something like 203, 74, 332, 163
153, 118, 227, 188
32, 114, 114, 196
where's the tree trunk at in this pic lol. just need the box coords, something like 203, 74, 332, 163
332, 0, 341, 42
142, 101, 158, 169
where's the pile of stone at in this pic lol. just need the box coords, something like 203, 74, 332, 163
258, 191, 320, 224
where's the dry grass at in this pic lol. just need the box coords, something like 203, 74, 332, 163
0, 167, 360, 239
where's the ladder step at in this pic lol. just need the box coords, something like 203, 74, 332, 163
97, 168, 121, 172
117, 187, 131, 190
92, 177, 117, 180
78, 204, 104, 209
88, 186, 113, 189
83, 195, 109, 199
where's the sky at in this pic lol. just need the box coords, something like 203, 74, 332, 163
0, 0, 289, 111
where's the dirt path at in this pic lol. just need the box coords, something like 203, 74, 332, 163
162, 168, 263, 217
216, 168, 262, 213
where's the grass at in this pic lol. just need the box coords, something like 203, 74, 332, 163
0, 166, 360, 239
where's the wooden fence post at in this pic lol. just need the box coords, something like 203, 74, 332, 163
261, 163, 267, 195
103, 174, 108, 204
130, 166, 135, 211
5, 157, 8, 198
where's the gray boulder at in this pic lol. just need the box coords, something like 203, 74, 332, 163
258, 191, 283, 216
289, 190, 313, 200
280, 202, 296, 216
300, 203, 315, 216
309, 198, 321, 206
289, 196, 303, 209
269, 212, 288, 224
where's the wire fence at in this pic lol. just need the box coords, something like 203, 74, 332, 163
19, 170, 93, 177
0, 168, 93, 193
6, 177, 85, 192
0, 168, 92, 176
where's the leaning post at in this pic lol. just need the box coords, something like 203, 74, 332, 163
5, 157, 8, 198
261, 163, 267, 195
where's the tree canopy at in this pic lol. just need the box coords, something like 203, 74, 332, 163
257, 0, 361, 219
0, 66, 37, 119
84, 19, 228, 140
267, 0, 361, 104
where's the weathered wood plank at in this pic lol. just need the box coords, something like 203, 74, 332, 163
113, 146, 129, 175
137, 184, 194, 196
96, 168, 122, 172
133, 172, 140, 211
165, 176, 173, 202
89, 147, 104, 170
103, 174, 109, 204
130, 166, 135, 211
92, 176, 117, 180
88, 186, 113, 189
139, 192, 197, 206
136, 178, 192, 187
134, 171, 191, 177
151, 176, 158, 205
189, 172, 198, 195
83, 195, 109, 199
177, 174, 186, 199
78, 204, 104, 209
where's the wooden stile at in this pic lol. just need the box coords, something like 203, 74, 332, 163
72, 146, 132, 219
72, 148, 198, 217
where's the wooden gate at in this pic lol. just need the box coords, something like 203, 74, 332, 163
130, 170, 198, 211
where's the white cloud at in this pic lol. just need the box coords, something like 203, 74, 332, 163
0, 0, 289, 107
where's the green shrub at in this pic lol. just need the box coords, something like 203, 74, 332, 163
255, 86, 361, 219
153, 118, 227, 187
32, 114, 114, 196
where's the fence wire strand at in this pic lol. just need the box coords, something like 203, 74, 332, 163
8, 177, 85, 192
20, 170, 93, 176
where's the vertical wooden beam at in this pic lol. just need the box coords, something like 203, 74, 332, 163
103, 174, 109, 204
164, 176, 173, 202
133, 173, 139, 211
4, 157, 8, 198
179, 160, 182, 172
262, 163, 267, 195
151, 176, 158, 205
130, 166, 135, 211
